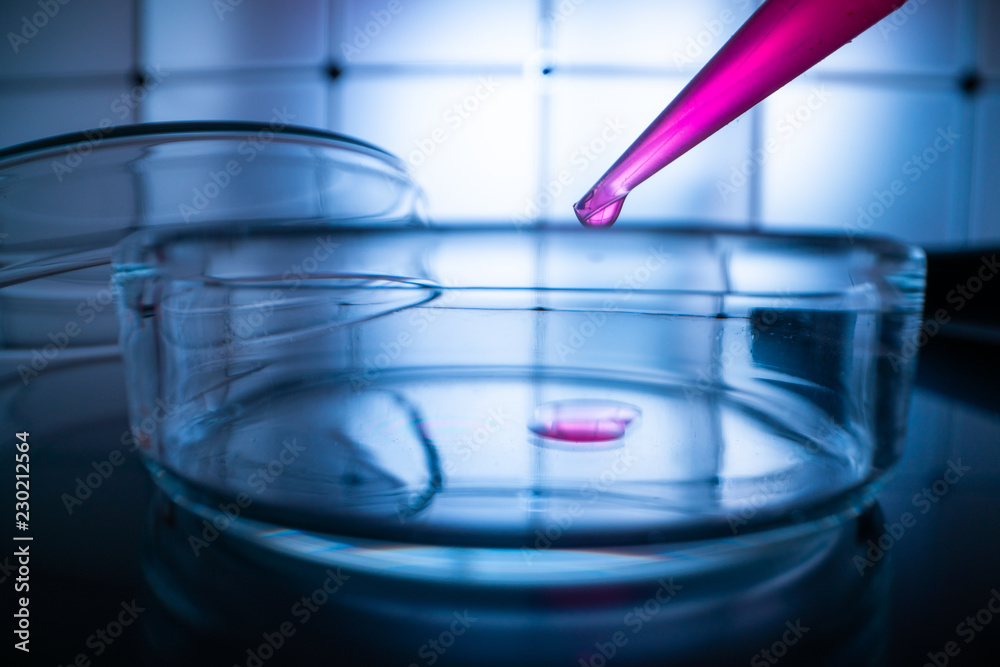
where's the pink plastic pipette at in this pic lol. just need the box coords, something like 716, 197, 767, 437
573, 0, 905, 227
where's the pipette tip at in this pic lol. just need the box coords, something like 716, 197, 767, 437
573, 194, 625, 228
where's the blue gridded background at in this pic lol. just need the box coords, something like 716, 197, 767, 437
0, 0, 996, 246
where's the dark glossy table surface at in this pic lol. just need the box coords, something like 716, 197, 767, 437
3, 334, 999, 667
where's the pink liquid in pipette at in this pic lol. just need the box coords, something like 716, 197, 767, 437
574, 0, 905, 227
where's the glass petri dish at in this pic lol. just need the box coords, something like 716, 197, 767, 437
0, 122, 424, 354
113, 224, 925, 576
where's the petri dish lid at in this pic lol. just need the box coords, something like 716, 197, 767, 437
0, 121, 426, 289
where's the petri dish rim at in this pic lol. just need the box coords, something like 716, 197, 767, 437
0, 120, 403, 168
115, 222, 926, 302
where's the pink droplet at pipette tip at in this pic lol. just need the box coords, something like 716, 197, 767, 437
574, 192, 626, 228
572, 0, 906, 227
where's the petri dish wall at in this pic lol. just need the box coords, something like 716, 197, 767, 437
0, 123, 425, 441
112, 224, 925, 574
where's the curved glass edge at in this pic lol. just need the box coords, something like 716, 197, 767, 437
0, 122, 426, 286
0, 120, 400, 167
148, 456, 868, 586
114, 220, 926, 256
112, 223, 928, 305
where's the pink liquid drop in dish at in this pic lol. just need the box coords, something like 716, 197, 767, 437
529, 400, 641, 444
573, 0, 907, 227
